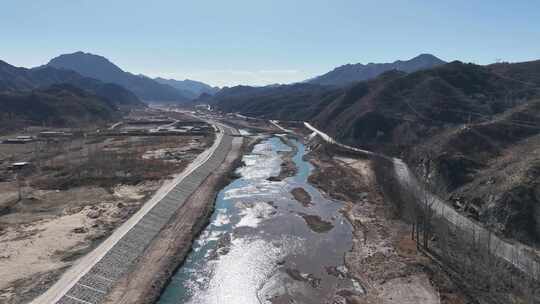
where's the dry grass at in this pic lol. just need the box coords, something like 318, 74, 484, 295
0, 118, 214, 304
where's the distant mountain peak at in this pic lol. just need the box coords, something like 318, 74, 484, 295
46, 52, 191, 103
55, 51, 114, 62
309, 54, 446, 86
407, 53, 444, 64
415, 53, 439, 59
45, 52, 217, 103
154, 77, 219, 99
47, 51, 125, 80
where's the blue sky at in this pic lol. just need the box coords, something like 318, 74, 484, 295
2, 0, 539, 86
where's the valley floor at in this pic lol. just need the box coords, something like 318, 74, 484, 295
0, 114, 491, 304
0, 112, 214, 303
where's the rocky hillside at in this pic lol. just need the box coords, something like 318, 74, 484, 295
409, 99, 540, 245
46, 52, 191, 103
309, 62, 537, 151
0, 84, 120, 130
215, 61, 537, 141
0, 60, 145, 108
308, 53, 446, 86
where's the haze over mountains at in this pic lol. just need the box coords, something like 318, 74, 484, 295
154, 77, 219, 99
202, 53, 448, 113
1, 51, 446, 112
308, 53, 446, 86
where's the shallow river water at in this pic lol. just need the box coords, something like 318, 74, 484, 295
158, 136, 359, 304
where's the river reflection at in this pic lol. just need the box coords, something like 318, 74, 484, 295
158, 136, 359, 304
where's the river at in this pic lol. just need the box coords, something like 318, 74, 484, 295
158, 136, 360, 304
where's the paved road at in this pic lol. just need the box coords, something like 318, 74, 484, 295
305, 122, 386, 159
33, 122, 237, 304
269, 120, 294, 134
303, 121, 540, 280
108, 122, 123, 130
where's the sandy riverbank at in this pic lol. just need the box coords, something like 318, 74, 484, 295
267, 135, 298, 182
307, 152, 467, 304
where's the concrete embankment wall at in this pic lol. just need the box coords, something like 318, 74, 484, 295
53, 128, 236, 304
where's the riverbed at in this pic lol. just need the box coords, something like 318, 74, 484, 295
158, 136, 360, 304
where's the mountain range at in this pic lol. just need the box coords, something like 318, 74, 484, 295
308, 53, 446, 86
0, 59, 145, 129
0, 51, 221, 129
45, 52, 218, 102
46, 52, 190, 103
0, 59, 144, 108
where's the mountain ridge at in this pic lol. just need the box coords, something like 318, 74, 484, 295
0, 59, 144, 108
46, 52, 191, 103
46, 52, 217, 102
154, 77, 219, 99
308, 53, 446, 86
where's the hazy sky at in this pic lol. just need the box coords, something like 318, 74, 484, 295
2, 0, 539, 87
